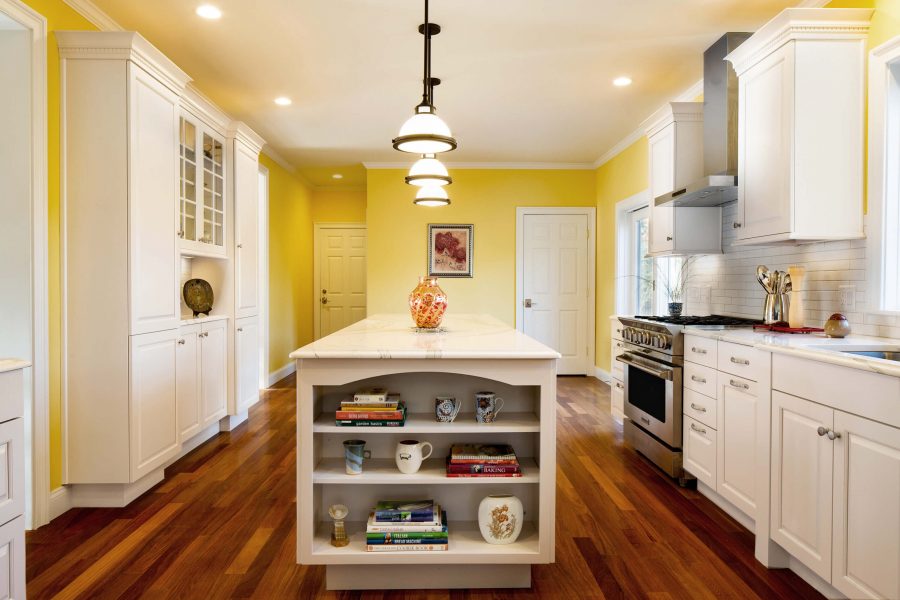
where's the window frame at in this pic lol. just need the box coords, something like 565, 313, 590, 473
867, 34, 900, 315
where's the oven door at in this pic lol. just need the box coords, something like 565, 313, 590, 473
616, 352, 683, 448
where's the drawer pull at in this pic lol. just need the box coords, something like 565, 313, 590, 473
615, 382, 624, 390
690, 423, 707, 434
616, 342, 624, 348
691, 375, 707, 384
689, 402, 707, 413
729, 379, 750, 390
730, 356, 750, 366
691, 347, 707, 355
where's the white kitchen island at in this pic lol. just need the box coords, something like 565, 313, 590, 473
290, 314, 559, 591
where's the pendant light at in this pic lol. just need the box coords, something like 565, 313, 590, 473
392, 0, 457, 155
414, 185, 450, 207
406, 154, 452, 187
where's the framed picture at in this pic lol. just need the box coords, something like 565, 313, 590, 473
427, 224, 473, 278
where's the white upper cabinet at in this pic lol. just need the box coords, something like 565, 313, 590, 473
646, 103, 722, 256
727, 8, 872, 244
231, 126, 264, 318
179, 114, 226, 257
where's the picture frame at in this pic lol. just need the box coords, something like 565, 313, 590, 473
427, 224, 473, 278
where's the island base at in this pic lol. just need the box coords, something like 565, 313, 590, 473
325, 564, 532, 590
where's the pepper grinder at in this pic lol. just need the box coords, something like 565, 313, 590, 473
788, 266, 806, 328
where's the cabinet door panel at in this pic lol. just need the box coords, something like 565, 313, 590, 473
128, 65, 179, 334
130, 330, 180, 481
771, 391, 833, 581
738, 45, 793, 240
832, 412, 900, 600
234, 142, 259, 318
683, 416, 717, 488
0, 420, 24, 529
235, 317, 260, 412
176, 325, 201, 442
0, 516, 24, 600
717, 374, 757, 518
648, 124, 675, 254
201, 320, 228, 427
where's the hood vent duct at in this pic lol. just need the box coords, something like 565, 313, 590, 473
656, 32, 750, 207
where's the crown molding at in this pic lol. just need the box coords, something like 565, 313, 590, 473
62, 0, 122, 31
182, 85, 231, 133
797, 0, 830, 7
363, 161, 595, 170
593, 77, 703, 169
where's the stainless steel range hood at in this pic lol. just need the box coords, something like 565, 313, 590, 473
656, 33, 750, 208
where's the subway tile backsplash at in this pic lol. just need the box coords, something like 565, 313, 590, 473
686, 203, 900, 339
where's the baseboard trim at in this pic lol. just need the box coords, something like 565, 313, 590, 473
220, 411, 248, 432
49, 486, 71, 522
696, 481, 755, 534
69, 468, 165, 508
268, 362, 295, 387
594, 366, 612, 383
788, 556, 843, 599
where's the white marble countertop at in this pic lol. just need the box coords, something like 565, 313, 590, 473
290, 314, 561, 360
0, 359, 30, 374
683, 327, 900, 378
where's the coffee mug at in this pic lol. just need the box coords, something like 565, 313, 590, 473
475, 392, 504, 423
435, 396, 461, 423
395, 439, 433, 474
343, 439, 371, 475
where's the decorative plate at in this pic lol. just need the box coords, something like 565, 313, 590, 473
183, 278, 214, 317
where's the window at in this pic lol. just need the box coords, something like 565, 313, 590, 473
869, 36, 900, 313
617, 203, 683, 316
630, 207, 654, 314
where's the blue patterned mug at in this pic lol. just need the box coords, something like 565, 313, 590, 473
475, 392, 504, 423
343, 439, 372, 475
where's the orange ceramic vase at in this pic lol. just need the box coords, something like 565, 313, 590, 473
409, 276, 448, 329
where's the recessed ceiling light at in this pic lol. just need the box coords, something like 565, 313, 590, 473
274, 97, 292, 106
332, 174, 344, 180
195, 4, 222, 19
613, 76, 633, 87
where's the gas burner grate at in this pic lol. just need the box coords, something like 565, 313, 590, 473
634, 315, 764, 326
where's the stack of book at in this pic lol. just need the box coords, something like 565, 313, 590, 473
335, 388, 406, 427
365, 500, 448, 552
446, 443, 522, 477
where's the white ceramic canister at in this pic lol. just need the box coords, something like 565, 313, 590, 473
478, 494, 524, 545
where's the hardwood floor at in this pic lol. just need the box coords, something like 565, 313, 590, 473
27, 376, 820, 599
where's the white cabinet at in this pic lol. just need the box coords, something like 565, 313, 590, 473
130, 330, 180, 481
58, 31, 190, 487
231, 129, 263, 319
0, 516, 25, 600
177, 319, 228, 442
646, 103, 722, 256
179, 113, 226, 257
716, 373, 758, 517
727, 8, 871, 244
609, 317, 625, 421
684, 416, 717, 488
832, 411, 900, 600
235, 316, 260, 412
0, 366, 25, 598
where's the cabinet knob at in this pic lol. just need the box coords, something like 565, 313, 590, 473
733, 222, 742, 229
615, 382, 624, 390
827, 430, 841, 441
237, 243, 243, 248
177, 339, 185, 345
666, 236, 673, 241
237, 327, 243, 332
177, 229, 184, 239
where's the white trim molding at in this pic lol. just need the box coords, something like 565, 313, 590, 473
614, 190, 652, 315
61, 0, 122, 31
593, 367, 612, 384
515, 206, 597, 376
49, 486, 71, 521
267, 362, 296, 387
867, 34, 900, 315
0, 0, 51, 530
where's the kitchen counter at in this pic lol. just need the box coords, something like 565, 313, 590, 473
290, 314, 561, 360
0, 359, 30, 374
683, 327, 900, 378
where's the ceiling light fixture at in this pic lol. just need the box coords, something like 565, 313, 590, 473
332, 174, 344, 180
405, 154, 452, 187
195, 4, 222, 19
613, 76, 633, 87
274, 96, 292, 106
414, 185, 450, 207
392, 0, 457, 155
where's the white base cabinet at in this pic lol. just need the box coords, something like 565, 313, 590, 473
177, 318, 228, 443
716, 373, 758, 517
235, 316, 261, 412
0, 364, 28, 597
610, 317, 625, 421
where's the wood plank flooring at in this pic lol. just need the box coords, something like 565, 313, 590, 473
27, 376, 821, 599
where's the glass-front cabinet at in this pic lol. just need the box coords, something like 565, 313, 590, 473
179, 114, 226, 256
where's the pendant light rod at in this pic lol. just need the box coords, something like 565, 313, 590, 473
418, 0, 441, 108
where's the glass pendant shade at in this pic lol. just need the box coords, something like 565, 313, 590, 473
393, 106, 457, 154
414, 184, 450, 207
406, 154, 452, 187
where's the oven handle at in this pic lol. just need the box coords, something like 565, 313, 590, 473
615, 354, 673, 381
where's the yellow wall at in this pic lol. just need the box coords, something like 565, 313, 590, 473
261, 155, 316, 374
594, 139, 649, 372
367, 169, 596, 326
311, 189, 367, 223
19, 0, 97, 490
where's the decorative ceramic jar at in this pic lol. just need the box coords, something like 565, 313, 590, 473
824, 313, 851, 338
478, 494, 523, 545
409, 276, 448, 329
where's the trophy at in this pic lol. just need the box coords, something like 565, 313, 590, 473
329, 504, 350, 547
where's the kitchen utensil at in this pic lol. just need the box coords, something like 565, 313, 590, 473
762, 269, 790, 324
757, 265, 772, 293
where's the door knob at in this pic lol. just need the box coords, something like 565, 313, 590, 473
523, 299, 534, 308
321, 297, 328, 304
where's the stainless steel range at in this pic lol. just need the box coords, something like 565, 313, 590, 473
616, 315, 761, 482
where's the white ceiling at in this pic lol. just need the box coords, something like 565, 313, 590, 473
88, 0, 806, 168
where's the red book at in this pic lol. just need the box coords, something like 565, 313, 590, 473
335, 410, 404, 420
446, 462, 521, 475
445, 472, 523, 478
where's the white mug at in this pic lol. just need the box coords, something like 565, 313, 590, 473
395, 439, 433, 474
475, 391, 504, 423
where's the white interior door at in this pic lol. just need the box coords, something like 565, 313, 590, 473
521, 213, 590, 374
317, 227, 367, 338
